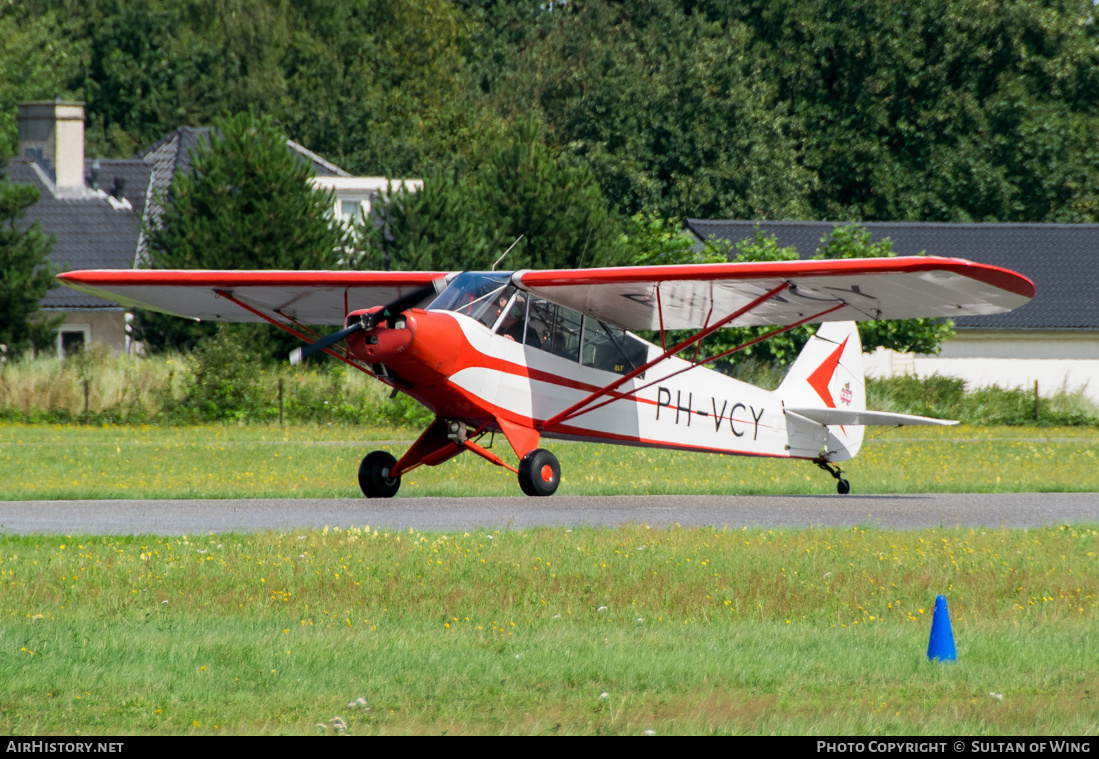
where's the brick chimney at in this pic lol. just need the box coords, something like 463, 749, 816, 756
17, 99, 85, 191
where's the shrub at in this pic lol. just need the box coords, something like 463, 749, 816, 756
162, 327, 264, 422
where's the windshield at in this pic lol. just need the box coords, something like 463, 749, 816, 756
427, 272, 514, 327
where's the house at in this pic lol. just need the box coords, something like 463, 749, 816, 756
12, 100, 420, 357
12, 100, 151, 357
685, 219, 1099, 402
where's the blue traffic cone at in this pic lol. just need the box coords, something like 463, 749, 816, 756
926, 594, 957, 662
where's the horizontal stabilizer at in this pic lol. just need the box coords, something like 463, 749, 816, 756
785, 408, 958, 427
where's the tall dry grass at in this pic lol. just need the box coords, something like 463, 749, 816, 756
0, 343, 176, 418
0, 342, 427, 426
2, 344, 1097, 426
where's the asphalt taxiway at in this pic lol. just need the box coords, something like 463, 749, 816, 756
1, 493, 1096, 534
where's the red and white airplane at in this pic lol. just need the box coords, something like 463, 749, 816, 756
58, 257, 1033, 497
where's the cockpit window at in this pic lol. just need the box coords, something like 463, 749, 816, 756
427, 272, 513, 327
429, 277, 648, 376
580, 318, 649, 375
527, 295, 581, 361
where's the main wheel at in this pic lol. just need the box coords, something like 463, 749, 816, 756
359, 451, 400, 498
517, 448, 560, 497
836, 478, 851, 495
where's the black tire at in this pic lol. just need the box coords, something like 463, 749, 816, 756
359, 451, 400, 498
836, 478, 851, 495
517, 448, 561, 497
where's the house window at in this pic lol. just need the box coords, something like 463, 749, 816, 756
57, 325, 90, 358
333, 195, 370, 225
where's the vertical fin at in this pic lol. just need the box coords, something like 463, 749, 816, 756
778, 322, 866, 461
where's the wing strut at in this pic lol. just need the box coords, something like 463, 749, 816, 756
539, 281, 794, 432
213, 290, 375, 376
548, 302, 849, 427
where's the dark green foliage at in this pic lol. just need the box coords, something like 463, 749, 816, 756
162, 326, 264, 422
477, 1, 816, 221
813, 226, 955, 355
722, 0, 1099, 222
144, 110, 347, 271
0, 8, 85, 154
7, 0, 1099, 223
362, 168, 494, 271
625, 213, 717, 268
369, 116, 628, 271
281, 0, 485, 176
476, 116, 627, 270
0, 151, 60, 358
11, 0, 1099, 223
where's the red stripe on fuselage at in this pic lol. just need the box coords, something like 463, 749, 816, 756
380, 310, 763, 447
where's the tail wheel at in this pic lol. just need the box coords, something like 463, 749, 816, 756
359, 451, 400, 498
518, 448, 560, 497
837, 478, 851, 495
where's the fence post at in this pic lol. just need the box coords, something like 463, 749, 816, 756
83, 376, 90, 419
1034, 380, 1039, 422
278, 377, 284, 427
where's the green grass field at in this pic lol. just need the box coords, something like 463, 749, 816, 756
1, 524, 1096, 735
3, 423, 1099, 500
2, 423, 1097, 735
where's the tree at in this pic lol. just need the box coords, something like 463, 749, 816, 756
0, 150, 60, 358
282, 0, 490, 176
475, 0, 816, 221
136, 110, 350, 356
367, 116, 628, 272
0, 7, 86, 154
725, 0, 1099, 222
361, 168, 495, 272
476, 116, 628, 270
624, 213, 720, 268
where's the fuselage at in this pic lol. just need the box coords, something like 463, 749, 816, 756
346, 305, 807, 462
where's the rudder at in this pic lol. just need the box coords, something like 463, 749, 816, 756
778, 322, 866, 461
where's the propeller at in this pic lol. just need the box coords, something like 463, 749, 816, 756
289, 282, 439, 365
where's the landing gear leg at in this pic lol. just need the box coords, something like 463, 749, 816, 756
816, 460, 850, 495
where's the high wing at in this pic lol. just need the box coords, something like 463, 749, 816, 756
56, 270, 452, 324
515, 257, 1034, 331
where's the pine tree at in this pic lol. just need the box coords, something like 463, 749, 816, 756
369, 116, 628, 272
145, 110, 348, 270
0, 150, 59, 359
363, 168, 494, 272
136, 110, 350, 357
477, 116, 627, 270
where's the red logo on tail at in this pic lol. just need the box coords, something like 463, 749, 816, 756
806, 337, 848, 408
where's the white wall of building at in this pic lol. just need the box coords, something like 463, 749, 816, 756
864, 330, 1099, 402
52, 310, 131, 358
309, 177, 423, 226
